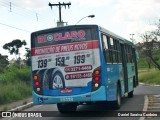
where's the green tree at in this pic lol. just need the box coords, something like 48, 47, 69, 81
3, 39, 27, 60
24, 47, 31, 66
0, 54, 9, 72
137, 19, 160, 70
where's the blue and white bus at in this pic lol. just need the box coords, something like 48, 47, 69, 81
31, 25, 138, 112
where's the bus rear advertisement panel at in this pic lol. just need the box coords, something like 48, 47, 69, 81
31, 27, 101, 102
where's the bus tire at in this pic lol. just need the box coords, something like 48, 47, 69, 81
128, 78, 134, 98
112, 85, 121, 110
128, 91, 133, 98
50, 71, 65, 89
57, 103, 77, 113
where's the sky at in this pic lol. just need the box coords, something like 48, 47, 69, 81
0, 0, 160, 60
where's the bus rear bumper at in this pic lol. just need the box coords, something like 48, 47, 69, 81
32, 86, 106, 105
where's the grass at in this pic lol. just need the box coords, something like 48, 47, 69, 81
0, 65, 31, 83
2, 106, 8, 112
0, 65, 31, 105
0, 82, 31, 105
138, 70, 160, 85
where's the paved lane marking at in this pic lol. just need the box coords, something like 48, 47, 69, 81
139, 95, 148, 120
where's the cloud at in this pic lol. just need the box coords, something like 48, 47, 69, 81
12, 0, 111, 9
12, 0, 47, 9
112, 0, 160, 41
71, 0, 112, 7
114, 0, 160, 22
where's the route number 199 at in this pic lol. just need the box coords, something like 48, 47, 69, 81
74, 55, 85, 64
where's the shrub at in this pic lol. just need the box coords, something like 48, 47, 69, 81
138, 70, 160, 85
0, 65, 31, 105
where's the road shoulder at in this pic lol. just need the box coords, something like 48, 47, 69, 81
0, 97, 33, 112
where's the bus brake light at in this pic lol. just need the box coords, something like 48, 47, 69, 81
35, 82, 39, 86
94, 77, 100, 81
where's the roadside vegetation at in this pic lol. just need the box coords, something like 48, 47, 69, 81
136, 19, 160, 85
137, 46, 160, 85
138, 70, 160, 85
0, 39, 31, 105
0, 65, 31, 105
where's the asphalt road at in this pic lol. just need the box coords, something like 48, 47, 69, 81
3, 85, 160, 120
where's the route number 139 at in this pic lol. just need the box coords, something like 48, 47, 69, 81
38, 59, 47, 68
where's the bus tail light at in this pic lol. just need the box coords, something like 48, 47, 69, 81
92, 67, 101, 91
35, 81, 39, 86
34, 75, 38, 81
94, 76, 100, 81
94, 70, 100, 75
33, 74, 43, 95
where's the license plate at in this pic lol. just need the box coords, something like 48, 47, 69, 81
60, 97, 73, 102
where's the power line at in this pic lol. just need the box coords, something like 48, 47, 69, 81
0, 22, 31, 33
0, 4, 53, 30
0, 0, 58, 31
0, 0, 53, 24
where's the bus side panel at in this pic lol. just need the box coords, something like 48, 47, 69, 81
98, 29, 120, 101
105, 64, 120, 101
127, 63, 135, 92
97, 28, 109, 101
91, 86, 106, 101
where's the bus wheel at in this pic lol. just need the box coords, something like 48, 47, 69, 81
112, 85, 121, 110
128, 78, 134, 98
57, 103, 77, 113
128, 91, 133, 98
50, 71, 65, 89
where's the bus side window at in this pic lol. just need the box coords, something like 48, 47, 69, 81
114, 39, 119, 63
117, 41, 122, 63
126, 45, 131, 63
128, 46, 133, 63
107, 36, 112, 63
103, 35, 108, 50
102, 34, 112, 63
124, 45, 128, 63
110, 37, 114, 49
110, 38, 118, 63
108, 49, 112, 63
101, 34, 107, 63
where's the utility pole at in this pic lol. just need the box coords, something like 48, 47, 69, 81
48, 2, 71, 27
130, 33, 135, 44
